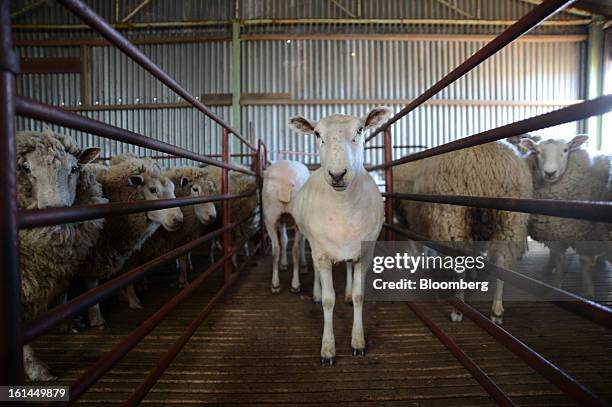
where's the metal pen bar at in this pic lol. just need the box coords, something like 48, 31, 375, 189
384, 192, 612, 223
55, 0, 256, 151
366, 0, 576, 142
62, 234, 253, 405
0, 0, 23, 385
19, 191, 254, 229
448, 298, 607, 406
406, 302, 516, 407
384, 222, 612, 329
368, 95, 612, 171
23, 216, 247, 343
15, 97, 256, 175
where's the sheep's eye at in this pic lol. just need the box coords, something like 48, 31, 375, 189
358, 127, 364, 134
149, 187, 157, 194
70, 165, 79, 174
192, 187, 200, 193
314, 131, 320, 139
563, 148, 568, 153
21, 163, 31, 174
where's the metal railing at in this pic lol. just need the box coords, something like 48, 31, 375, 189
0, 1, 265, 405
366, 0, 612, 405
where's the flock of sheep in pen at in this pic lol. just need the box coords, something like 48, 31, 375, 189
17, 104, 612, 379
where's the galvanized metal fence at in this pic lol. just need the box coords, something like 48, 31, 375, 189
0, 1, 265, 405
367, 0, 612, 405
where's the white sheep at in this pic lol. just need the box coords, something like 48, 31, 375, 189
289, 107, 390, 365
394, 140, 533, 325
79, 154, 183, 327
124, 166, 218, 292
16, 129, 105, 381
520, 135, 611, 298
263, 160, 310, 293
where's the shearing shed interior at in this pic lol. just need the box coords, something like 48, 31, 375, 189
1, 0, 612, 405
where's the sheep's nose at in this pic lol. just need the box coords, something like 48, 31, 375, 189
544, 170, 557, 178
328, 169, 347, 183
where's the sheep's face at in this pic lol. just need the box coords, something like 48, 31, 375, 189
18, 135, 100, 209
179, 175, 217, 224
520, 135, 588, 183
129, 174, 183, 231
289, 107, 391, 191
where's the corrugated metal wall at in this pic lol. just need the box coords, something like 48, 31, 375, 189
12, 0, 589, 167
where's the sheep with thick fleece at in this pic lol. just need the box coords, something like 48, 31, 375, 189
263, 160, 310, 293
289, 107, 390, 365
520, 136, 611, 298
79, 154, 183, 326
124, 166, 218, 292
17, 129, 105, 381
394, 140, 533, 325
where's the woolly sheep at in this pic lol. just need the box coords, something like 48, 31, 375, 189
78, 154, 183, 327
123, 166, 218, 294
394, 140, 533, 325
520, 135, 612, 298
17, 129, 105, 381
263, 160, 310, 293
289, 107, 391, 365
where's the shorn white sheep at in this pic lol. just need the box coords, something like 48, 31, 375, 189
79, 154, 183, 327
124, 166, 218, 292
17, 129, 105, 381
394, 140, 533, 325
263, 160, 310, 293
289, 107, 391, 365
520, 135, 611, 298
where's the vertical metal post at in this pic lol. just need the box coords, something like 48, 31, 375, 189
221, 129, 232, 301
231, 21, 242, 159
586, 15, 605, 150
0, 0, 24, 385
383, 127, 394, 241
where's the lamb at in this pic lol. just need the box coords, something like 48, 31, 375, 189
519, 135, 612, 298
79, 153, 183, 327
262, 160, 310, 293
394, 140, 533, 325
16, 129, 105, 381
289, 107, 391, 365
123, 166, 218, 294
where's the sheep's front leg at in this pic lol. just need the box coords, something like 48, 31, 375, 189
450, 270, 465, 322
578, 255, 596, 299
126, 283, 143, 309
279, 223, 289, 270
317, 257, 336, 365
86, 279, 106, 329
290, 231, 302, 293
312, 261, 322, 304
24, 345, 57, 382
266, 219, 281, 293
344, 261, 353, 304
351, 261, 366, 356
299, 235, 308, 274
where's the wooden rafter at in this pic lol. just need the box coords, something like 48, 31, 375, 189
121, 0, 153, 23
434, 0, 475, 19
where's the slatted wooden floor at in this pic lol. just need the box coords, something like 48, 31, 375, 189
32, 247, 612, 406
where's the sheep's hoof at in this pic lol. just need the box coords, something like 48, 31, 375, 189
300, 264, 308, 274
450, 310, 463, 323
490, 312, 503, 325
351, 347, 367, 357
28, 369, 58, 382
320, 356, 336, 366
270, 285, 281, 294
290, 285, 302, 294
90, 320, 107, 330
344, 296, 353, 305
177, 280, 188, 289
129, 302, 143, 310
313, 298, 322, 305
280, 263, 288, 271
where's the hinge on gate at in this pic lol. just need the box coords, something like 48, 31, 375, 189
0, 48, 20, 75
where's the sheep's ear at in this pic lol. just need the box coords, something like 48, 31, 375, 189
128, 175, 144, 186
180, 176, 190, 187
519, 138, 537, 152
568, 135, 588, 151
362, 106, 392, 129
288, 116, 316, 134
78, 147, 101, 164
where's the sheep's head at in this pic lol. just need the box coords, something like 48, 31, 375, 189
17, 130, 100, 209
289, 107, 391, 191
520, 135, 588, 183
127, 170, 183, 231
178, 174, 218, 224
